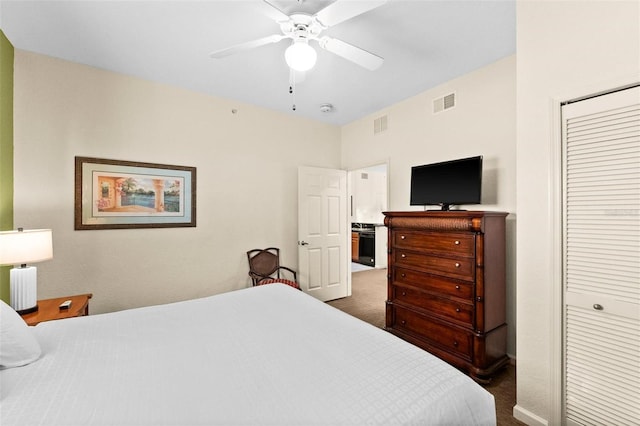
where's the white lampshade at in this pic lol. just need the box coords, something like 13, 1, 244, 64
0, 229, 53, 314
0, 229, 53, 266
285, 40, 317, 72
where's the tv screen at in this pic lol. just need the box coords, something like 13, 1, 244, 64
410, 156, 483, 211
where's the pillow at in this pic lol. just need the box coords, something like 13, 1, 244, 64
0, 299, 41, 368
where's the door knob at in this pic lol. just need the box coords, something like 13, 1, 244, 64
299, 241, 309, 246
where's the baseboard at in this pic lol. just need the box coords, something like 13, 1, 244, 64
513, 405, 548, 426
509, 358, 551, 426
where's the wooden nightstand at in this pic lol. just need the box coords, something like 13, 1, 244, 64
21, 293, 93, 326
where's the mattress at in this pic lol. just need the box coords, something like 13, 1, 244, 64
1, 284, 495, 425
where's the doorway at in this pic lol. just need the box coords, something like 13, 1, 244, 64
346, 162, 389, 327
348, 162, 388, 272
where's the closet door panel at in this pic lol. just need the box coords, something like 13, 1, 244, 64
562, 86, 640, 425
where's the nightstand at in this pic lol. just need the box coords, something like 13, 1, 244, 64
20, 293, 93, 326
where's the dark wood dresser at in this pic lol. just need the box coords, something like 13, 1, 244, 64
383, 211, 509, 383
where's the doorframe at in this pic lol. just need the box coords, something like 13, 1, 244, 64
548, 76, 640, 426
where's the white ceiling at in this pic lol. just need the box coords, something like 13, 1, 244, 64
0, 0, 515, 126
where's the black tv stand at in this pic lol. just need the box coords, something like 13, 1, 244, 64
425, 204, 469, 212
425, 204, 458, 211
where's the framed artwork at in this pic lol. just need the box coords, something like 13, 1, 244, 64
74, 156, 196, 230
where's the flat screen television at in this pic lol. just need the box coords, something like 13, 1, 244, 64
410, 155, 483, 211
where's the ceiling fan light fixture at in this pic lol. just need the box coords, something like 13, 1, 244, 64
285, 40, 317, 72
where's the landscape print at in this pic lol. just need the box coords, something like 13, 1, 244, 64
94, 172, 184, 216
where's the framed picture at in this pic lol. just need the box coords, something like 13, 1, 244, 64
75, 156, 196, 230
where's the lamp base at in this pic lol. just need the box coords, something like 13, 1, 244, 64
16, 304, 39, 315
10, 266, 39, 313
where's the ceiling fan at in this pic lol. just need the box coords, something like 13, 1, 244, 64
209, 0, 387, 72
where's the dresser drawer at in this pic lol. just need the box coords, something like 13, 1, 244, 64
391, 284, 474, 327
391, 305, 472, 360
393, 231, 475, 257
393, 251, 475, 281
393, 267, 473, 299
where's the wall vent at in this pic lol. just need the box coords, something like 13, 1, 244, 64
433, 92, 456, 114
360, 172, 369, 180
373, 115, 388, 134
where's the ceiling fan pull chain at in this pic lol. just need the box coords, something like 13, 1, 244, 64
289, 68, 297, 111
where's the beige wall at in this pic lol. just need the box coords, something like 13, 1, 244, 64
515, 1, 640, 424
341, 55, 517, 356
13, 51, 341, 314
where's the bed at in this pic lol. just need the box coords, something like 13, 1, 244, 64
1, 283, 495, 425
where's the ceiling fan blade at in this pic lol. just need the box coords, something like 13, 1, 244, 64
315, 0, 387, 28
319, 36, 383, 71
209, 35, 286, 59
261, 0, 291, 22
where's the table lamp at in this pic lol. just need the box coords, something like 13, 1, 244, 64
0, 228, 53, 314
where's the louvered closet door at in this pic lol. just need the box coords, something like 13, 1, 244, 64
562, 86, 640, 426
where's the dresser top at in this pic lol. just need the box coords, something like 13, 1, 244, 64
383, 211, 508, 218
383, 211, 508, 232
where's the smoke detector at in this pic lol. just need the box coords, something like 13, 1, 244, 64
319, 103, 334, 113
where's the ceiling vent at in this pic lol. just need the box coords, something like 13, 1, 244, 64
373, 115, 388, 135
433, 92, 456, 114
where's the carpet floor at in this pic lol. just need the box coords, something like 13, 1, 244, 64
327, 267, 524, 426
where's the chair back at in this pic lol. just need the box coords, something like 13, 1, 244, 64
247, 248, 281, 285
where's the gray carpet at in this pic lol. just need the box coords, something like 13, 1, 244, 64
327, 267, 523, 426
327, 268, 386, 328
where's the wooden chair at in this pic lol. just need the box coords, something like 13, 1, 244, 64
246, 247, 299, 289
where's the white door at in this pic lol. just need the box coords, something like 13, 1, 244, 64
562, 86, 640, 425
298, 166, 349, 301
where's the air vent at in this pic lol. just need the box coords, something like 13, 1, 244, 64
360, 172, 369, 180
433, 92, 456, 114
373, 115, 388, 134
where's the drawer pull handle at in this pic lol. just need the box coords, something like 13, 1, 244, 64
455, 262, 460, 268
454, 240, 460, 245
401, 254, 406, 258
401, 273, 406, 278
400, 235, 406, 240
401, 320, 406, 325
455, 308, 460, 313
455, 285, 460, 290
401, 291, 406, 297
593, 304, 604, 311
453, 341, 458, 347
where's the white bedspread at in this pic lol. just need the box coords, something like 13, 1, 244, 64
1, 284, 495, 425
